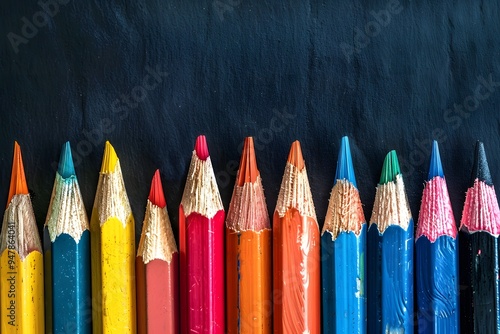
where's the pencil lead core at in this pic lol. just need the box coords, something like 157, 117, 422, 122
149, 169, 167, 208
379, 150, 401, 184
195, 135, 209, 161
428, 140, 444, 180
237, 137, 259, 186
335, 136, 357, 187
58, 141, 76, 179
471, 141, 492, 186
101, 141, 118, 173
287, 140, 305, 170
8, 141, 29, 205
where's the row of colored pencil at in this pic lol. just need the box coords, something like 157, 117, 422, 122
0, 136, 498, 333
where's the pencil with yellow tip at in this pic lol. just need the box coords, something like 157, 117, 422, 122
0, 142, 44, 333
90, 141, 136, 333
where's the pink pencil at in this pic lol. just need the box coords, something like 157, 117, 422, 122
179, 135, 225, 333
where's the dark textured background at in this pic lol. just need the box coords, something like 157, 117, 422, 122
1, 0, 500, 242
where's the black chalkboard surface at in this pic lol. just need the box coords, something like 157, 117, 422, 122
1, 0, 499, 252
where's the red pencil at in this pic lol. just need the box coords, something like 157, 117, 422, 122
136, 170, 179, 333
179, 135, 225, 333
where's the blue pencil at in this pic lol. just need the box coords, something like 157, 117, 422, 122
321, 136, 367, 333
367, 150, 414, 333
44, 142, 91, 333
415, 141, 459, 333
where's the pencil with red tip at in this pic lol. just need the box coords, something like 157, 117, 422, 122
416, 141, 459, 332
137, 170, 179, 333
226, 137, 271, 334
179, 135, 225, 333
459, 141, 500, 333
273, 140, 320, 334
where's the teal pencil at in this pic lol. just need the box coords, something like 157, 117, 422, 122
44, 142, 91, 334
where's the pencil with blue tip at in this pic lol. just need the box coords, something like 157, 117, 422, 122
321, 136, 366, 333
44, 142, 91, 334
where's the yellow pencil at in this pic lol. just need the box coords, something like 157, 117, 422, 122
0, 142, 44, 333
90, 141, 136, 333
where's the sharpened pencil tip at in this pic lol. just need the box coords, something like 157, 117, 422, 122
379, 150, 401, 184
287, 140, 305, 170
101, 141, 118, 173
8, 141, 29, 205
149, 169, 166, 208
471, 141, 493, 186
58, 141, 76, 179
237, 137, 259, 186
335, 136, 357, 187
428, 140, 444, 180
195, 135, 209, 161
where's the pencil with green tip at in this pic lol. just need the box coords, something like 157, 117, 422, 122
367, 150, 414, 333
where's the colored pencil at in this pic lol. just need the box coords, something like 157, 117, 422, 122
367, 150, 414, 333
90, 141, 136, 333
44, 142, 91, 334
459, 141, 500, 333
136, 170, 179, 333
415, 141, 459, 333
0, 142, 44, 333
273, 140, 320, 334
226, 137, 272, 334
321, 136, 366, 333
179, 135, 225, 333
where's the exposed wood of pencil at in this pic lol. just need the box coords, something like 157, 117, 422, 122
459, 141, 500, 333
90, 141, 136, 333
367, 150, 413, 334
0, 142, 44, 333
416, 141, 459, 333
226, 137, 271, 334
273, 141, 320, 334
321, 136, 366, 333
44, 142, 91, 334
179, 135, 225, 334
137, 170, 179, 334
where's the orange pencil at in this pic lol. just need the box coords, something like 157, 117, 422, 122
273, 140, 320, 333
226, 137, 272, 333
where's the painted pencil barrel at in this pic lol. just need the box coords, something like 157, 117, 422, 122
91, 215, 136, 333
137, 255, 179, 333
180, 210, 225, 334
273, 212, 321, 334
52, 232, 91, 333
226, 229, 272, 334
416, 236, 459, 333
367, 221, 414, 334
459, 232, 500, 333
0, 250, 44, 333
321, 224, 366, 333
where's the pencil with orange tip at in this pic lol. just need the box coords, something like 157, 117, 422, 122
90, 141, 136, 333
0, 142, 44, 333
273, 140, 320, 334
179, 135, 225, 333
226, 137, 272, 334
136, 170, 179, 333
